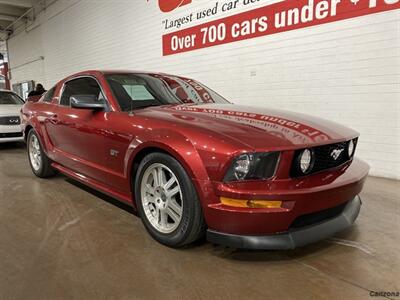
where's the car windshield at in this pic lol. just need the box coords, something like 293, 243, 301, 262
0, 92, 24, 105
105, 73, 230, 111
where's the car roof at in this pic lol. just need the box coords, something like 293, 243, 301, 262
57, 70, 187, 87
66, 70, 173, 78
101, 70, 170, 75
56, 70, 191, 89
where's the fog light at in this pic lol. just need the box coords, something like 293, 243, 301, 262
220, 197, 282, 209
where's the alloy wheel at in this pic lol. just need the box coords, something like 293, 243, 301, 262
29, 134, 42, 171
140, 163, 183, 234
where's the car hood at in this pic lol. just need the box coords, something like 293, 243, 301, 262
0, 105, 22, 116
135, 104, 359, 150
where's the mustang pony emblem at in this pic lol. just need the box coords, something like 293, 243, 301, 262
151, 0, 191, 12
331, 148, 344, 160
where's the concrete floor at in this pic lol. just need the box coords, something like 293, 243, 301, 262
0, 142, 399, 300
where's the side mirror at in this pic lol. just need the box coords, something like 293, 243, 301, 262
70, 95, 106, 110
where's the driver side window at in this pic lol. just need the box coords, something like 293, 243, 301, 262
60, 77, 105, 106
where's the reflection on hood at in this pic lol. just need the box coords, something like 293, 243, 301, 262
170, 105, 331, 145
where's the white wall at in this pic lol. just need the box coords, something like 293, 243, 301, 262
7, 0, 400, 179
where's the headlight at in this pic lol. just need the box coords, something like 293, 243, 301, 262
299, 149, 313, 174
224, 152, 280, 182
348, 139, 355, 158
232, 154, 251, 180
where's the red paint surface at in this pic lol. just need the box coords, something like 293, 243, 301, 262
21, 70, 369, 235
163, 0, 400, 55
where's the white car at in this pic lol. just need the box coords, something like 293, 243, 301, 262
0, 90, 24, 143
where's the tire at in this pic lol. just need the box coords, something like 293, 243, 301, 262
134, 152, 206, 248
27, 129, 56, 178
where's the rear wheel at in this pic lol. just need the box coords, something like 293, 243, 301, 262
27, 130, 56, 178
135, 152, 206, 247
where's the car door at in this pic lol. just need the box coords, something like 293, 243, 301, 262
48, 76, 110, 185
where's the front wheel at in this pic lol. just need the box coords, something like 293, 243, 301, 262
135, 152, 206, 247
27, 130, 56, 178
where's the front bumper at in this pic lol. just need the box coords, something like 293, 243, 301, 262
0, 134, 24, 143
201, 158, 369, 236
0, 125, 23, 143
207, 196, 361, 250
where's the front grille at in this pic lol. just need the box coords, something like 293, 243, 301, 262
290, 139, 357, 177
0, 132, 23, 138
0, 116, 21, 125
290, 201, 348, 229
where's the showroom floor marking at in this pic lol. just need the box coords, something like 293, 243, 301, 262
328, 238, 375, 255
296, 260, 394, 300
58, 208, 95, 231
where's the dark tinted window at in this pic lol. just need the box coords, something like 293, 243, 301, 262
60, 77, 105, 106
42, 87, 56, 103
0, 91, 24, 105
105, 73, 229, 112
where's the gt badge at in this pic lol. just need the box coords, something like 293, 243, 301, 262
110, 149, 119, 157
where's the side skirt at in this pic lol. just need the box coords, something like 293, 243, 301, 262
52, 162, 134, 205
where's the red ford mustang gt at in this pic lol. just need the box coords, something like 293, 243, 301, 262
21, 70, 369, 249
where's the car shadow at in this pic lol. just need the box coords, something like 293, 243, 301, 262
0, 142, 25, 150
208, 226, 360, 261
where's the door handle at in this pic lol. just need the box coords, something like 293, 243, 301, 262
49, 114, 59, 125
